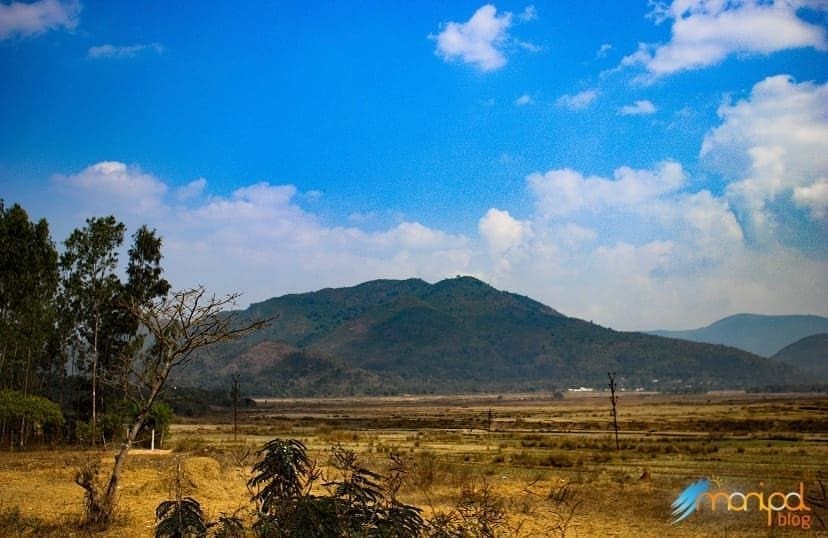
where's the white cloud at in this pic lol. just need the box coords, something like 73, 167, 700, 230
622, 0, 828, 78
479, 164, 825, 330
32, 76, 828, 332
793, 179, 828, 219
519, 5, 537, 22
619, 99, 657, 115
555, 89, 598, 110
701, 75, 828, 241
432, 5, 513, 71
514, 93, 533, 106
47, 162, 471, 308
516, 39, 542, 53
0, 0, 79, 40
472, 76, 828, 329
479, 208, 531, 255
478, 208, 532, 274
175, 178, 207, 201
528, 161, 685, 217
556, 223, 597, 248
88, 42, 164, 59
55, 161, 168, 215
596, 43, 612, 57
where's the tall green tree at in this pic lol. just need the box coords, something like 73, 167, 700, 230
59, 216, 125, 445
0, 201, 59, 397
110, 225, 171, 399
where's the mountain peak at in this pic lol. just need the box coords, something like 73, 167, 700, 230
175, 278, 806, 396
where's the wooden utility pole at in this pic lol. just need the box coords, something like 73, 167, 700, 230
608, 372, 620, 450
232, 375, 239, 441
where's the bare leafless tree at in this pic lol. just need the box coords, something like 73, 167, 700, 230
76, 286, 270, 527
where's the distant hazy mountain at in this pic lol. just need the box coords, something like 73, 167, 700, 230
650, 314, 828, 357
177, 278, 805, 396
771, 334, 828, 381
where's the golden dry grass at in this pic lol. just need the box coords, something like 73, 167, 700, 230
1, 392, 826, 536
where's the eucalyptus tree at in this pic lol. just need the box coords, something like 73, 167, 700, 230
59, 216, 125, 444
108, 225, 171, 399
0, 201, 59, 397
60, 218, 173, 444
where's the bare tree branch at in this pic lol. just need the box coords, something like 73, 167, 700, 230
83, 285, 273, 527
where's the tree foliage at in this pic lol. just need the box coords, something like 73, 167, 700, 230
0, 389, 65, 446
154, 497, 210, 538
0, 201, 59, 397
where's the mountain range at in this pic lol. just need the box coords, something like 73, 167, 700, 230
649, 314, 828, 357
176, 277, 810, 396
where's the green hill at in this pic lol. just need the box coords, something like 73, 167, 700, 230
771, 333, 828, 381
650, 314, 828, 356
178, 277, 805, 395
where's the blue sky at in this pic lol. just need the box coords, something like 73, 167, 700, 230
1, 0, 827, 330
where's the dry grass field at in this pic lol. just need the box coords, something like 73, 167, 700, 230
1, 391, 826, 537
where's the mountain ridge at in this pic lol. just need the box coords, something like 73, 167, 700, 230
771, 333, 828, 381
649, 313, 828, 357
177, 277, 807, 395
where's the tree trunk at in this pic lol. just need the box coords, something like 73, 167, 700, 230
91, 313, 99, 446
20, 347, 32, 448
100, 359, 171, 518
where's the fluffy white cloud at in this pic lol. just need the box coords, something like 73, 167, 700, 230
479, 208, 531, 255
793, 179, 828, 219
432, 5, 513, 71
619, 99, 657, 115
480, 168, 824, 329
555, 89, 598, 110
528, 161, 685, 217
88, 42, 164, 59
701, 75, 828, 241
623, 0, 827, 78
48, 163, 471, 307
55, 161, 168, 215
514, 93, 533, 106
175, 178, 207, 201
33, 73, 828, 332
0, 0, 79, 40
477, 82, 827, 327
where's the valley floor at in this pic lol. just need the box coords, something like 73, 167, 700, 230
1, 392, 826, 537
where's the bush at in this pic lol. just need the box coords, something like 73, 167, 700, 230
0, 389, 64, 446
248, 438, 426, 537
155, 497, 209, 538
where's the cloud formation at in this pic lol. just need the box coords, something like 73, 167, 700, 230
88, 42, 164, 59
701, 75, 828, 245
477, 75, 827, 329
55, 161, 168, 215
556, 89, 598, 110
0, 0, 79, 40
49, 163, 471, 308
35, 77, 828, 331
528, 161, 685, 217
622, 0, 827, 79
432, 5, 518, 71
619, 99, 657, 115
